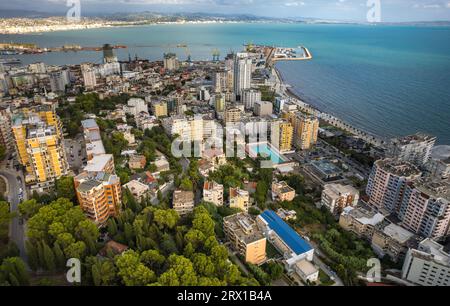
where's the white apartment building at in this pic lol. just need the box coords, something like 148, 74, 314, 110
388, 133, 436, 167
125, 98, 148, 117
82, 68, 97, 89
402, 238, 450, 286
242, 88, 261, 110
366, 158, 422, 214
233, 52, 252, 101
398, 178, 450, 240
203, 181, 224, 206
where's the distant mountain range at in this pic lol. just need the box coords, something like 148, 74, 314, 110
0, 9, 449, 26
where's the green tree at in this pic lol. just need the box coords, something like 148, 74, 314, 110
153, 209, 179, 230
0, 201, 15, 240
115, 250, 156, 286
18, 199, 41, 220
55, 176, 76, 202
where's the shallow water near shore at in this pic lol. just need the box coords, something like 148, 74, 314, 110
1, 23, 450, 144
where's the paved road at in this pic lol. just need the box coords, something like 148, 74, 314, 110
0, 169, 28, 264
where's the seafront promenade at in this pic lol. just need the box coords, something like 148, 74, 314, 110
273, 66, 388, 149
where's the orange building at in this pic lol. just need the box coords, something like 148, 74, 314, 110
74, 172, 122, 225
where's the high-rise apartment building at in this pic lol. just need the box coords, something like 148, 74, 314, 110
233, 53, 252, 101
293, 113, 319, 150
388, 133, 436, 168
12, 106, 68, 187
241, 88, 261, 110
163, 53, 179, 71
49, 69, 71, 93
402, 238, 450, 286
321, 183, 360, 216
366, 158, 422, 214
398, 178, 450, 240
82, 68, 97, 89
271, 120, 293, 153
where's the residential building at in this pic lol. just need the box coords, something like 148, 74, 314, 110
203, 181, 224, 206
428, 156, 450, 180
125, 98, 148, 117
398, 178, 450, 240
402, 238, 450, 286
229, 187, 250, 212
388, 133, 436, 167
163, 53, 179, 71
81, 119, 106, 160
74, 171, 122, 225
271, 120, 293, 153
123, 180, 151, 201
172, 189, 195, 217
371, 222, 416, 263
82, 68, 97, 89
0, 108, 13, 152
49, 69, 70, 93
83, 154, 115, 174
242, 88, 261, 110
293, 113, 319, 150
225, 107, 241, 123
254, 101, 273, 117
321, 183, 360, 216
271, 181, 296, 202
152, 100, 168, 118
129, 155, 146, 170
223, 213, 267, 265
366, 159, 422, 214
212, 69, 228, 93
12, 106, 68, 187
276, 208, 297, 221
339, 206, 385, 240
153, 155, 170, 173
233, 52, 252, 101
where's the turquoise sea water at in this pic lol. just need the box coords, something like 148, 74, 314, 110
1, 23, 449, 143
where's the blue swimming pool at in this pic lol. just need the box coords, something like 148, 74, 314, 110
247, 143, 286, 165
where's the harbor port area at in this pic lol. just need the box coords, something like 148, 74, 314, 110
0, 42, 127, 55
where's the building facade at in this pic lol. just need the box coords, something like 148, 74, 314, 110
321, 183, 360, 216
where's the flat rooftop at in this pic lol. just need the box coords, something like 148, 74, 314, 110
259, 210, 312, 256
375, 159, 421, 177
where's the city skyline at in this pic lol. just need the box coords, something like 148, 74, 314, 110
1, 0, 450, 22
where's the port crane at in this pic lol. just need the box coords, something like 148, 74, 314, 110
212, 49, 220, 62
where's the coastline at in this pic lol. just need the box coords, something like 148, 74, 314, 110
273, 65, 388, 148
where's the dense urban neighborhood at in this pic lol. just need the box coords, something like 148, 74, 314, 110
0, 42, 449, 287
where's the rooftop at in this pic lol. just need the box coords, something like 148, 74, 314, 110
223, 213, 265, 244
84, 154, 113, 173
375, 158, 422, 178
392, 132, 436, 146
259, 210, 312, 256
81, 119, 98, 130
382, 223, 415, 244
342, 206, 385, 226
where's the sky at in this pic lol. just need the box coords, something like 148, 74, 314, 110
1, 0, 450, 22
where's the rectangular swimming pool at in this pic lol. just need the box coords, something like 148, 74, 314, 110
247, 142, 287, 165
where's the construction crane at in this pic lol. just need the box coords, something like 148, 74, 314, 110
183, 46, 192, 63
212, 49, 220, 62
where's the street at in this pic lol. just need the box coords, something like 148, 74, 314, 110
0, 168, 28, 264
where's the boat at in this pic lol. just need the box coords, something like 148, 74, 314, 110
0, 58, 21, 65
